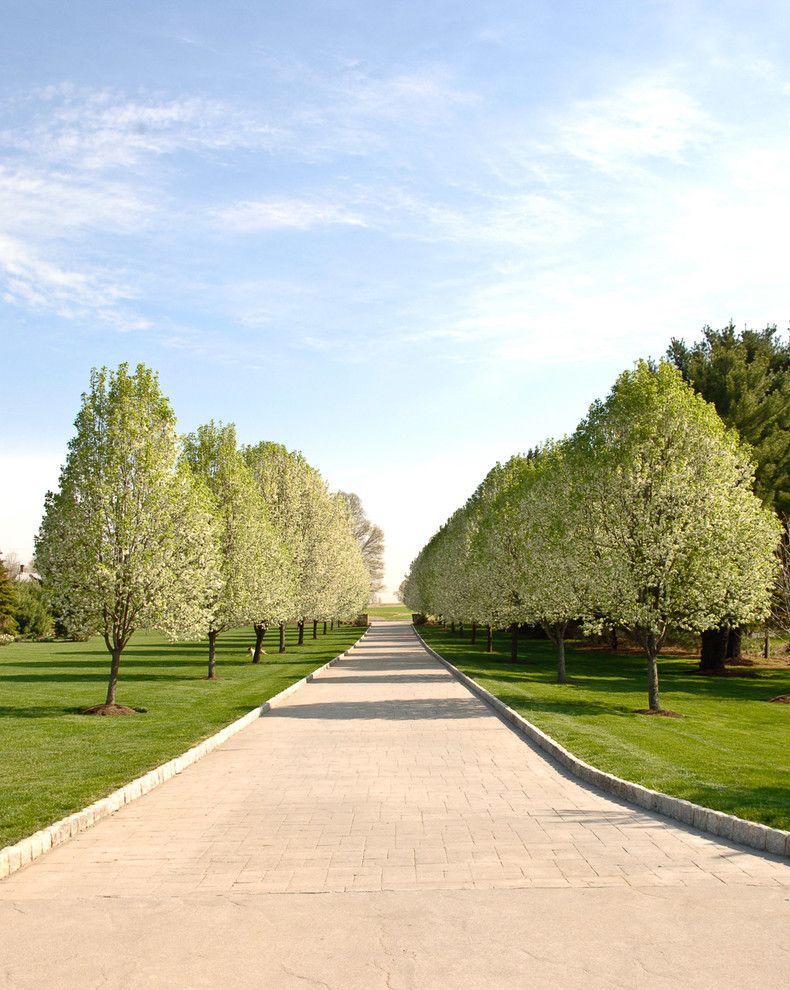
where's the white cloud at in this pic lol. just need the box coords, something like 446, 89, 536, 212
555, 76, 718, 173
0, 233, 148, 330
337, 68, 479, 125
0, 165, 151, 236
217, 198, 367, 232
5, 89, 281, 171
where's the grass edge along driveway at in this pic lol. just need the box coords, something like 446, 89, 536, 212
419, 625, 790, 831
0, 624, 365, 848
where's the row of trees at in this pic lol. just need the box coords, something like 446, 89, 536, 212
401, 357, 783, 714
33, 364, 377, 714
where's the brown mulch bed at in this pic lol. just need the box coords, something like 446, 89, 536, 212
768, 695, 790, 704
692, 668, 760, 678
81, 703, 139, 716
634, 708, 684, 718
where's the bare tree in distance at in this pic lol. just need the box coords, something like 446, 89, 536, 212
339, 492, 385, 598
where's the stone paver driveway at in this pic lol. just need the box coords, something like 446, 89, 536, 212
2, 620, 788, 899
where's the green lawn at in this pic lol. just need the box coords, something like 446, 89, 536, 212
419, 625, 790, 830
0, 623, 365, 848
368, 603, 413, 620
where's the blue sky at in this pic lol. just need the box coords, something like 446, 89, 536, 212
1, 1, 789, 596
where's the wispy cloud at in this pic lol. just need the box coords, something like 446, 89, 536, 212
4, 86, 282, 171
217, 198, 367, 232
0, 233, 148, 330
0, 164, 152, 236
554, 75, 718, 174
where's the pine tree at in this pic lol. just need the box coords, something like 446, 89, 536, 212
0, 554, 18, 636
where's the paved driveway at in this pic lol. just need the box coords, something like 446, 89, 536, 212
1, 620, 788, 988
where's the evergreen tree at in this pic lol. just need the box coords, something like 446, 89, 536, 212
668, 324, 790, 661
667, 324, 790, 514
0, 553, 18, 636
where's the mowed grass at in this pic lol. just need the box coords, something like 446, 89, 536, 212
0, 623, 365, 848
419, 625, 790, 830
368, 603, 413, 620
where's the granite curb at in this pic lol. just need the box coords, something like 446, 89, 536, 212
0, 626, 371, 882
413, 627, 790, 860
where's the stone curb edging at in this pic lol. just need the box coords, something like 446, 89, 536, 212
0, 626, 371, 883
412, 627, 790, 860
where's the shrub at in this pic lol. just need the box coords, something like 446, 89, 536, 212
13, 582, 54, 639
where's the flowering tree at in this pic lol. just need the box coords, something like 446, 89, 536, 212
323, 493, 371, 622
243, 442, 367, 648
35, 364, 218, 713
570, 361, 780, 712
506, 445, 593, 682
183, 422, 286, 678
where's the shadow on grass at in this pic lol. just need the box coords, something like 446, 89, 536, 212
444, 652, 787, 704
494, 690, 636, 719
0, 671, 214, 684
0, 705, 87, 718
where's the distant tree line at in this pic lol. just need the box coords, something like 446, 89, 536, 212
402, 325, 789, 715
28, 363, 381, 714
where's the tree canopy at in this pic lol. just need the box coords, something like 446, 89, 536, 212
35, 364, 219, 710
403, 361, 780, 713
667, 324, 790, 514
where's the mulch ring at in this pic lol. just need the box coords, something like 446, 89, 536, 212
81, 703, 142, 716
768, 695, 790, 704
692, 668, 759, 678
634, 708, 684, 718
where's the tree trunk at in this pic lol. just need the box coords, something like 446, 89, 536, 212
105, 645, 123, 705
726, 626, 743, 661
609, 627, 618, 651
646, 641, 661, 712
552, 626, 567, 684
278, 622, 286, 654
450, 621, 455, 635
323, 621, 327, 635
764, 628, 770, 659
700, 628, 727, 673
459, 621, 464, 637
471, 622, 477, 645
252, 623, 266, 663
207, 629, 218, 679
312, 619, 318, 639
510, 623, 518, 662
330, 619, 334, 631
486, 624, 493, 653
297, 619, 305, 646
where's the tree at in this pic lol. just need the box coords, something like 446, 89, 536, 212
508, 444, 593, 683
570, 361, 780, 712
339, 493, 385, 598
182, 422, 282, 678
0, 553, 18, 636
473, 458, 535, 662
667, 324, 790, 513
668, 324, 790, 663
35, 364, 218, 713
12, 581, 54, 638
323, 494, 371, 622
243, 442, 334, 650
